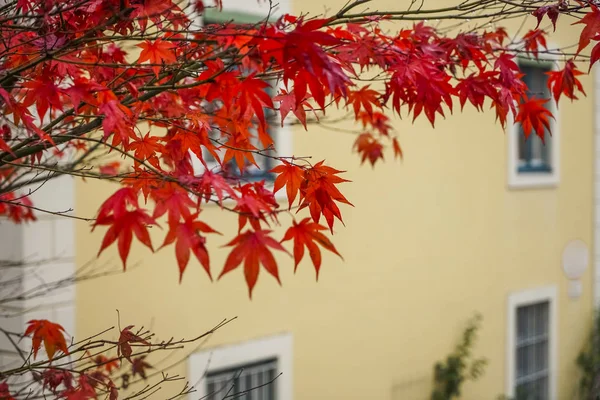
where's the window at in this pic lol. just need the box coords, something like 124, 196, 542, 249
200, 82, 278, 182
514, 301, 550, 399
190, 9, 292, 187
507, 58, 559, 188
506, 286, 557, 400
188, 333, 293, 400
205, 358, 278, 400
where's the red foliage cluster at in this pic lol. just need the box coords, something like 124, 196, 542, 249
0, 0, 593, 297
0, 0, 599, 398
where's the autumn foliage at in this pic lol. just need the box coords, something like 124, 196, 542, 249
0, 0, 598, 397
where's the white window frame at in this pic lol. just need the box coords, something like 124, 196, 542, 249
593, 63, 600, 306
188, 333, 293, 400
507, 53, 560, 189
505, 285, 558, 400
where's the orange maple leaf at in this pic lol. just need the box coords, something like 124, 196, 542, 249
392, 137, 403, 160
353, 133, 384, 167
24, 320, 69, 361
281, 218, 342, 279
136, 38, 177, 77
347, 86, 380, 117
298, 161, 353, 232
271, 161, 305, 209
128, 132, 163, 168
219, 230, 290, 297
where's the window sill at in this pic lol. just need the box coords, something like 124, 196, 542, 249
507, 173, 559, 190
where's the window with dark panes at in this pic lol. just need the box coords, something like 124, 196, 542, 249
200, 11, 277, 182
205, 358, 278, 400
516, 61, 554, 174
514, 301, 550, 400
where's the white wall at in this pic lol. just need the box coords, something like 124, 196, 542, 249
0, 175, 75, 368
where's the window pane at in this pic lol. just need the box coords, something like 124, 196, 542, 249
538, 376, 549, 400
517, 306, 528, 342
245, 374, 252, 399
534, 340, 548, 373
516, 381, 534, 400
267, 368, 275, 400
207, 382, 216, 400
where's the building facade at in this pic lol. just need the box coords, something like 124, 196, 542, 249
72, 1, 596, 399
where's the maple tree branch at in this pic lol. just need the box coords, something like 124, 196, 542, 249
0, 198, 90, 221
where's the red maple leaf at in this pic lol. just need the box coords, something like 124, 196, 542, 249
456, 71, 498, 111
574, 4, 600, 54
99, 161, 120, 176
0, 382, 15, 400
221, 133, 260, 174
546, 60, 586, 103
24, 319, 69, 361
274, 17, 348, 107
117, 326, 150, 363
234, 182, 279, 232
133, 0, 178, 30
347, 86, 380, 117
195, 170, 237, 206
220, 230, 290, 297
94, 188, 140, 222
357, 111, 392, 136
62, 375, 97, 400
94, 210, 156, 268
128, 132, 163, 168
131, 356, 153, 380
281, 218, 342, 279
237, 75, 274, 128
392, 137, 403, 160
532, 5, 559, 31
591, 41, 600, 69
42, 369, 73, 393
21, 76, 64, 119
522, 29, 547, 58
99, 99, 135, 147
150, 182, 196, 226
274, 90, 310, 129
93, 355, 120, 374
137, 38, 177, 77
271, 161, 305, 209
515, 96, 554, 141
0, 137, 13, 156
0, 192, 36, 223
353, 133, 384, 167
93, 188, 157, 268
298, 161, 353, 232
161, 213, 219, 281
65, 78, 104, 113
167, 126, 214, 166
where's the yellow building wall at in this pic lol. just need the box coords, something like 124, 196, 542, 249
74, 1, 595, 399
